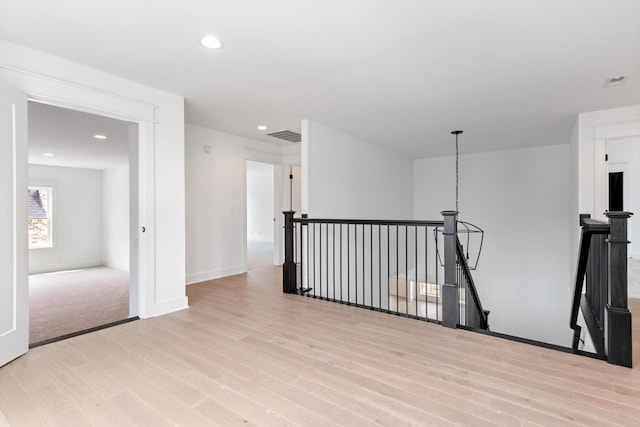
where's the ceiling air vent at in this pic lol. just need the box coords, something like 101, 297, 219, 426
604, 75, 629, 88
266, 130, 301, 143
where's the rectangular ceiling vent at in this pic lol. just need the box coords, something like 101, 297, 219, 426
604, 75, 629, 88
267, 130, 301, 143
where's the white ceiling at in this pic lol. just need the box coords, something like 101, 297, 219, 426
2, 0, 639, 158
28, 101, 133, 170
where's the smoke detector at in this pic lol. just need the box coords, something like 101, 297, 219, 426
604, 75, 629, 88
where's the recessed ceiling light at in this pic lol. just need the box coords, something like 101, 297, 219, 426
94, 134, 107, 140
43, 153, 54, 157
200, 36, 223, 49
257, 125, 268, 131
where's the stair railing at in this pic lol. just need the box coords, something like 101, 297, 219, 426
456, 236, 489, 330
569, 212, 633, 367
283, 210, 489, 330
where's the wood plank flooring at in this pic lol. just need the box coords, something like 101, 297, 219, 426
1, 265, 640, 426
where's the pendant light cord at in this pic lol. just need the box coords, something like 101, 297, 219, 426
451, 130, 463, 214
456, 132, 459, 213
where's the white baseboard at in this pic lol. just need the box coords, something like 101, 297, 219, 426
186, 264, 247, 285
103, 261, 130, 272
248, 236, 274, 243
145, 296, 189, 318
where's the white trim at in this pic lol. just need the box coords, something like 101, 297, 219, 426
0, 63, 156, 112
148, 296, 189, 317
244, 159, 281, 269
186, 265, 247, 285
248, 236, 275, 243
104, 261, 129, 272
241, 159, 248, 272
6, 67, 158, 319
273, 164, 283, 266
592, 120, 640, 220
594, 121, 640, 140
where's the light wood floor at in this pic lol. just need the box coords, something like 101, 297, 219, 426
2, 265, 640, 426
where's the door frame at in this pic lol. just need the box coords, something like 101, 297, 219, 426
593, 122, 640, 221
1, 65, 158, 326
243, 159, 282, 269
26, 95, 154, 319
26, 99, 142, 321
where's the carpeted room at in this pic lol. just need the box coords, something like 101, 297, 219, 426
27, 102, 136, 345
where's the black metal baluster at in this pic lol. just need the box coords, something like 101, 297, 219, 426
318, 222, 322, 298
361, 224, 364, 307
332, 223, 336, 302
370, 224, 373, 309
405, 225, 408, 317
415, 226, 418, 320
313, 223, 316, 298
425, 226, 428, 320
387, 225, 390, 312
355, 224, 358, 305
379, 225, 382, 311
458, 259, 462, 325
435, 226, 439, 321
325, 222, 329, 299
347, 224, 350, 304
396, 225, 399, 315
306, 223, 309, 296
340, 224, 343, 303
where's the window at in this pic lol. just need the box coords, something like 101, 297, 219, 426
419, 282, 440, 300
28, 186, 53, 248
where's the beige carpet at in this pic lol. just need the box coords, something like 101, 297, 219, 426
29, 266, 129, 344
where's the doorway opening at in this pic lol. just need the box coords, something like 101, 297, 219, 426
609, 171, 624, 212
246, 160, 276, 270
27, 101, 138, 346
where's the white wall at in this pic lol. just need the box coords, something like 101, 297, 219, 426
28, 165, 103, 274
414, 145, 572, 346
247, 161, 274, 242
608, 136, 640, 258
185, 125, 245, 283
185, 123, 299, 284
303, 120, 413, 219
103, 165, 129, 271
568, 119, 580, 284
1, 40, 187, 318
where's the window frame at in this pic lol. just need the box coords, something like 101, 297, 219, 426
28, 185, 53, 249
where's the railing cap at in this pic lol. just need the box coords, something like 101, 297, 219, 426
441, 210, 459, 216
605, 211, 633, 219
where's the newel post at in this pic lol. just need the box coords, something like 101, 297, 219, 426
283, 211, 297, 294
442, 211, 459, 328
605, 211, 633, 367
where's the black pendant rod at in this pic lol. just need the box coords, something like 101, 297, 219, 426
451, 130, 463, 213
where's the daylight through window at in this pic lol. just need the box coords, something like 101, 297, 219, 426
28, 186, 53, 248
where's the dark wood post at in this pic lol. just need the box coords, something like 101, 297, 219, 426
442, 211, 459, 328
283, 211, 297, 294
605, 211, 633, 367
